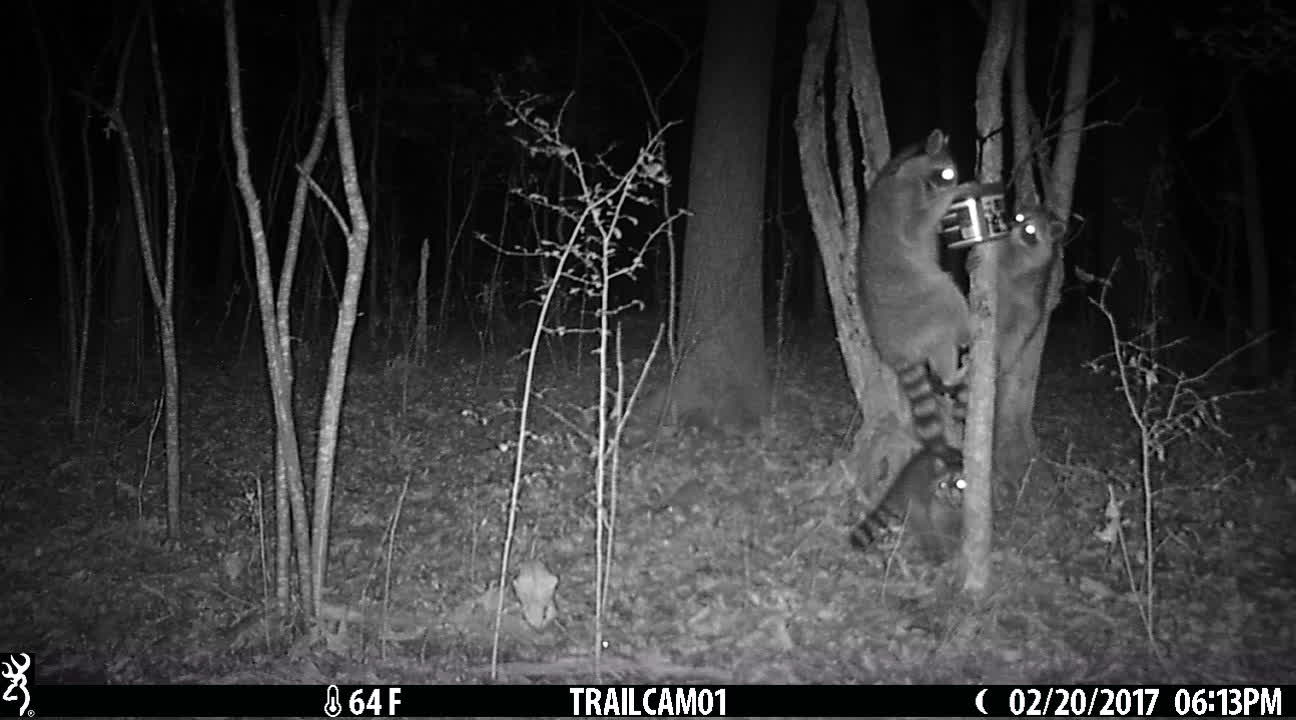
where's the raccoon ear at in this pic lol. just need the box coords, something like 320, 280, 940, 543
925, 129, 948, 155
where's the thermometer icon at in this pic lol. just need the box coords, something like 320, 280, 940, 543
324, 684, 342, 717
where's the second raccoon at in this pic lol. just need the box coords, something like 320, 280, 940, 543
997, 207, 1057, 373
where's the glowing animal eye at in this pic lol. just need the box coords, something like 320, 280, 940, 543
940, 167, 956, 182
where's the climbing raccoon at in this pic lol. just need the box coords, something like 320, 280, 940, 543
854, 129, 980, 561
997, 207, 1058, 372
858, 128, 979, 391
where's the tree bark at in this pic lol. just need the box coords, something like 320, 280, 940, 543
223, 0, 313, 612
145, 6, 183, 540
312, 0, 370, 612
107, 8, 185, 540
1230, 91, 1270, 379
667, 0, 777, 432
34, 17, 82, 430
797, 0, 914, 500
994, 0, 1094, 489
962, 0, 1014, 595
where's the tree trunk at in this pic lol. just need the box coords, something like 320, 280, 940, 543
797, 0, 914, 499
34, 18, 82, 430
107, 8, 186, 540
110, 176, 144, 368
312, 0, 370, 612
224, 0, 315, 612
146, 8, 183, 540
995, 0, 1094, 487
962, 0, 1014, 595
1230, 91, 1270, 380
666, 0, 777, 432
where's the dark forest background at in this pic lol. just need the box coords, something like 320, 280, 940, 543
0, 0, 1292, 689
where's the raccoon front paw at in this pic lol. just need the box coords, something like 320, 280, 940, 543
932, 364, 967, 395
951, 181, 988, 202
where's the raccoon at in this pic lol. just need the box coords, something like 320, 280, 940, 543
858, 128, 979, 391
849, 360, 965, 562
850, 445, 965, 563
996, 207, 1057, 370
854, 129, 980, 561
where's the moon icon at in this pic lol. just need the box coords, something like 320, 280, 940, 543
975, 689, 988, 715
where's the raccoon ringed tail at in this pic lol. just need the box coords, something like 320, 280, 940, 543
895, 361, 962, 468
848, 480, 909, 551
848, 513, 882, 550
849, 361, 965, 558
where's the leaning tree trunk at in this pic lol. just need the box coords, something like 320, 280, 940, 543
666, 0, 777, 433
311, 0, 370, 613
797, 0, 915, 497
106, 7, 184, 540
224, 0, 314, 612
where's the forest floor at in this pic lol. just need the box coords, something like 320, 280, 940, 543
2, 318, 1294, 693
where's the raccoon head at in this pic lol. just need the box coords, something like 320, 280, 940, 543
879, 130, 957, 187
934, 470, 965, 506
923, 129, 959, 184
1000, 208, 1058, 280
899, 129, 959, 192
1010, 207, 1063, 252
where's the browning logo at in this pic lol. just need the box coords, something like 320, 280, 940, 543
1, 654, 29, 717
